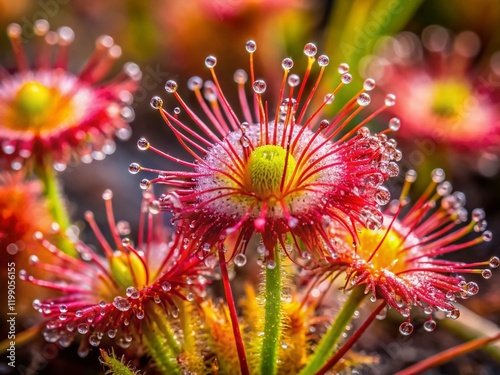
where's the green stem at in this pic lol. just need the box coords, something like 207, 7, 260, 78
143, 321, 180, 375
35, 162, 77, 257
260, 248, 283, 375
142, 306, 181, 375
299, 286, 367, 375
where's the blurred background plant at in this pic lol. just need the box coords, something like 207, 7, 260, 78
1, 0, 500, 374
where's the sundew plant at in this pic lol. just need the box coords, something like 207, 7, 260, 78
1, 2, 500, 375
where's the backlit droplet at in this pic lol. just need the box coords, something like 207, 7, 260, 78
449, 309, 460, 319
187, 76, 203, 90
482, 230, 493, 242
482, 269, 492, 279
112, 296, 131, 311
472, 208, 485, 222
89, 334, 100, 347
318, 55, 329, 66
357, 93, 371, 106
161, 281, 172, 291
341, 73, 352, 84
375, 186, 391, 205
431, 168, 445, 183
150, 96, 163, 109
399, 322, 414, 336
338, 63, 349, 74
245, 40, 257, 53
126, 286, 140, 299
363, 78, 376, 91
234, 253, 247, 267
108, 329, 117, 338
423, 320, 436, 332
102, 189, 113, 200
140, 179, 151, 190
303, 43, 317, 57
233, 69, 248, 84
288, 74, 300, 87
489, 256, 500, 268
137, 138, 150, 150
77, 323, 89, 334
389, 117, 401, 131
282, 58, 293, 70
148, 200, 161, 214
465, 282, 479, 296
384, 93, 396, 106
253, 80, 267, 94
205, 55, 217, 68
267, 260, 276, 269
128, 162, 141, 174
164, 80, 178, 93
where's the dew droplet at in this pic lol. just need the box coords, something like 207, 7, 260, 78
136, 309, 145, 319
357, 92, 371, 106
384, 93, 396, 106
234, 253, 247, 267
128, 162, 141, 174
233, 69, 248, 84
363, 78, 376, 91
205, 55, 217, 68
107, 329, 117, 338
399, 322, 414, 336
140, 179, 151, 190
77, 323, 89, 334
465, 282, 479, 296
489, 256, 500, 268
288, 74, 300, 87
303, 42, 317, 57
187, 76, 203, 90
253, 80, 267, 94
423, 320, 436, 332
148, 200, 161, 214
430, 169, 446, 184
150, 96, 163, 109
245, 40, 257, 53
472, 208, 485, 222
102, 189, 113, 200
405, 169, 417, 183
482, 230, 493, 242
137, 138, 150, 150
112, 296, 131, 311
282, 57, 293, 70
338, 63, 349, 74
318, 55, 329, 66
449, 308, 460, 319
288, 216, 299, 228
89, 334, 100, 347
375, 186, 391, 205
126, 286, 140, 299
437, 181, 452, 196
341, 73, 352, 84
482, 269, 493, 279
267, 260, 276, 269
164, 80, 178, 93
389, 117, 401, 131
161, 281, 172, 291
324, 94, 334, 104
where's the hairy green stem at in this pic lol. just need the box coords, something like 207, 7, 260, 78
317, 301, 387, 375
35, 162, 77, 257
142, 310, 181, 375
259, 248, 283, 375
299, 286, 366, 375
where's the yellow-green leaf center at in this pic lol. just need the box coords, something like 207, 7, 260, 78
245, 145, 296, 199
